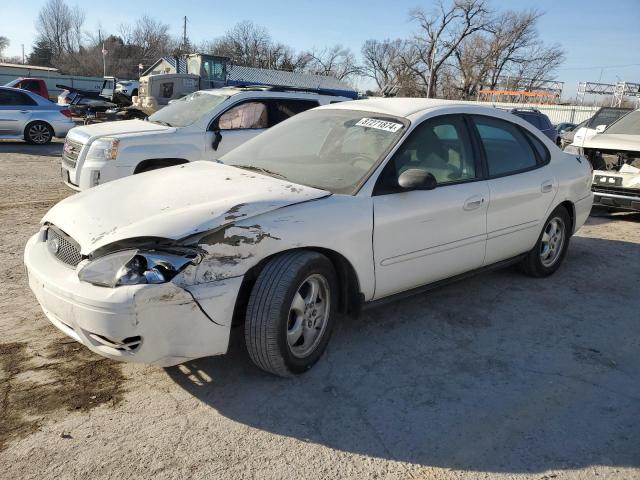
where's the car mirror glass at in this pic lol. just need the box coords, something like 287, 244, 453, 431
595, 124, 606, 133
398, 169, 437, 191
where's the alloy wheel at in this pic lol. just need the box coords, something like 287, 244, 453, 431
287, 274, 331, 358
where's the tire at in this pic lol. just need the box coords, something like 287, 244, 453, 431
519, 205, 571, 277
24, 121, 53, 145
245, 251, 338, 377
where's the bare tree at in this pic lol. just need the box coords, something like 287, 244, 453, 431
304, 45, 360, 81
406, 0, 491, 97
35, 0, 85, 62
120, 16, 172, 62
0, 36, 9, 59
361, 39, 403, 89
203, 21, 272, 68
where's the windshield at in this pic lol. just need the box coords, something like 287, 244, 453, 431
604, 109, 640, 135
587, 108, 633, 129
148, 91, 229, 127
220, 109, 408, 194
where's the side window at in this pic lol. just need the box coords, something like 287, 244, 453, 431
538, 115, 552, 129
268, 99, 319, 126
377, 115, 476, 192
218, 102, 268, 130
521, 114, 541, 129
0, 90, 35, 106
22, 80, 39, 93
473, 116, 538, 177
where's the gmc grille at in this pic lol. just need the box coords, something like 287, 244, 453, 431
62, 138, 83, 168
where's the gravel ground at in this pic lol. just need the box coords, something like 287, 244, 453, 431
1, 139, 639, 480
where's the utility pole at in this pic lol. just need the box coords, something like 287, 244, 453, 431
102, 42, 107, 77
21, 44, 24, 64
183, 16, 188, 51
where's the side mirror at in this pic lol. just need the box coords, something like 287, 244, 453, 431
595, 124, 606, 133
212, 130, 222, 150
398, 169, 437, 191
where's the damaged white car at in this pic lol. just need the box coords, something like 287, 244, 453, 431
25, 99, 593, 376
565, 108, 640, 211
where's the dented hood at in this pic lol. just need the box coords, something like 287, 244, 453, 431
582, 133, 640, 152
43, 161, 330, 254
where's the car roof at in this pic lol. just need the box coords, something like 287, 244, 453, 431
197, 86, 348, 100
317, 97, 500, 118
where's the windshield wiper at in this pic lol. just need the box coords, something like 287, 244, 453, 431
234, 165, 287, 179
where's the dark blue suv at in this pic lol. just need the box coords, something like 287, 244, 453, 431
509, 108, 558, 145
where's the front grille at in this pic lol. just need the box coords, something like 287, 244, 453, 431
62, 138, 83, 168
46, 226, 83, 267
592, 185, 640, 199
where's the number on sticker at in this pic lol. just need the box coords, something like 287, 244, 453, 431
355, 118, 403, 133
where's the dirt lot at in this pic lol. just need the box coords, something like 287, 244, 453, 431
0, 140, 639, 480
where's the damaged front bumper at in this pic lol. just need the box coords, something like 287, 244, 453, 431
592, 171, 640, 211
24, 234, 243, 366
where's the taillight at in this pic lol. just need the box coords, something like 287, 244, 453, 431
60, 109, 72, 118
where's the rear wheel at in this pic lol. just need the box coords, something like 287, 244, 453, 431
520, 206, 571, 277
24, 121, 53, 144
245, 251, 337, 377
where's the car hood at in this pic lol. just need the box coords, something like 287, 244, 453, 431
68, 119, 172, 143
582, 133, 640, 152
43, 161, 330, 254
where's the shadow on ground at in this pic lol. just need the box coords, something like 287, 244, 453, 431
0, 140, 63, 157
166, 228, 640, 474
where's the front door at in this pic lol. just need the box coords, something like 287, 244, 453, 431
205, 100, 268, 160
0, 89, 34, 136
204, 98, 321, 161
372, 114, 489, 299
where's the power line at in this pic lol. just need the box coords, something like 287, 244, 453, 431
556, 63, 640, 71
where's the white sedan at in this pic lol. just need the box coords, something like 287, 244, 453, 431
24, 99, 594, 376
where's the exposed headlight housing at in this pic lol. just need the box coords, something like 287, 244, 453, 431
563, 144, 583, 155
78, 249, 199, 288
86, 137, 120, 161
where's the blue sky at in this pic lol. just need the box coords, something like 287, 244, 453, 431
3, 0, 640, 99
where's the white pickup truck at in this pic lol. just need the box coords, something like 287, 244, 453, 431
61, 86, 350, 190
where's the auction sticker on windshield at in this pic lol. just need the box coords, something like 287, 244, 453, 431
355, 118, 403, 133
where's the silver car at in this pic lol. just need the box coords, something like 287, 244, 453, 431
0, 86, 75, 144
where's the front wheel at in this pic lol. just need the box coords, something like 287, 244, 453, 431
24, 121, 53, 144
245, 251, 337, 376
520, 205, 571, 277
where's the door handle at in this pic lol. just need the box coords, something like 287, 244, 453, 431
19, 110, 30, 114
541, 180, 553, 193
463, 195, 485, 211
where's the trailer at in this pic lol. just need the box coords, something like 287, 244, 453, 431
0, 62, 104, 101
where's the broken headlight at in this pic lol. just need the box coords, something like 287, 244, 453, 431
78, 249, 199, 287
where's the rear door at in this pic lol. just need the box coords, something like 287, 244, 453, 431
470, 115, 557, 265
0, 89, 36, 136
204, 98, 319, 160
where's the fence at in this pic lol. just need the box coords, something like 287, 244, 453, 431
466, 100, 600, 124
